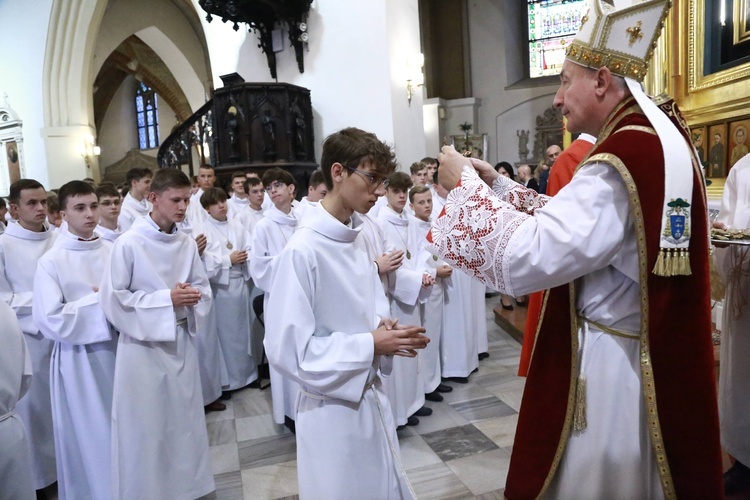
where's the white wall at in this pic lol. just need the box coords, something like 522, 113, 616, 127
0, 0, 55, 187
467, 0, 560, 166
196, 0, 425, 168
385, 0, 426, 168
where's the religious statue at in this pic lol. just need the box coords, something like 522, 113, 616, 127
517, 129, 530, 161
294, 115, 307, 159
226, 106, 240, 159
261, 110, 276, 160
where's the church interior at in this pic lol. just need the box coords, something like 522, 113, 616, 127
2, 0, 750, 498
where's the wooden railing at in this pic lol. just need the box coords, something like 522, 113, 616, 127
157, 99, 214, 175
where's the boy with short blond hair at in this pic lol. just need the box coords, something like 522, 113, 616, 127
409, 185, 454, 401
266, 127, 427, 498
378, 172, 434, 427
99, 169, 214, 499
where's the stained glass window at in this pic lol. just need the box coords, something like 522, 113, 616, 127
135, 82, 160, 149
528, 0, 589, 79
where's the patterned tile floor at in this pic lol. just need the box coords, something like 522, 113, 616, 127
205, 297, 523, 499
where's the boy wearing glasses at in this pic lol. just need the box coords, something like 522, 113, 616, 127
378, 172, 434, 428
266, 127, 428, 498
95, 184, 124, 242
250, 167, 299, 430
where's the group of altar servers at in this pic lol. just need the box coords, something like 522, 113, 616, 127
0, 145, 489, 498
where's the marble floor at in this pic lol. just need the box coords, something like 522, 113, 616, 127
205, 297, 522, 499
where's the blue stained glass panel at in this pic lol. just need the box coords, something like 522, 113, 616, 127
147, 111, 153, 126
148, 127, 156, 147
136, 96, 144, 113
137, 113, 145, 128
138, 129, 146, 149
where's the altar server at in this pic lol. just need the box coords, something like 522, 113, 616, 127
117, 167, 152, 231
95, 183, 124, 242
250, 167, 298, 428
0, 179, 57, 491
0, 301, 35, 500
378, 172, 432, 426
201, 187, 258, 390
32, 181, 117, 500
237, 176, 266, 235
293, 168, 328, 222
99, 168, 214, 499
266, 127, 428, 498
226, 171, 251, 219
410, 186, 453, 400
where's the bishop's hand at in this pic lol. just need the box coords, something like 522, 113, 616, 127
437, 145, 470, 191
469, 158, 500, 186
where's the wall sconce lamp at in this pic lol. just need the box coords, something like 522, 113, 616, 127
406, 53, 425, 107
80, 135, 101, 169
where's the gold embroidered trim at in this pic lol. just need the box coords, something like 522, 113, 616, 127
537, 283, 580, 498
567, 40, 649, 81
613, 125, 657, 135
528, 289, 551, 367
584, 152, 676, 499
578, 316, 640, 339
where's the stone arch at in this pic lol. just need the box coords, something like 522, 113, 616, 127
41, 0, 213, 183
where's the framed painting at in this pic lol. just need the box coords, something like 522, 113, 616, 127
707, 123, 728, 177
729, 118, 750, 170
450, 134, 488, 162
735, 0, 750, 44
690, 125, 708, 166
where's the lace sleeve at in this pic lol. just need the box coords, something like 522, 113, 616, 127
492, 175, 550, 215
427, 167, 531, 294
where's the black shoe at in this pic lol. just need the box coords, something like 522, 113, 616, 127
501, 302, 514, 311
204, 400, 226, 413
220, 391, 232, 400
247, 379, 262, 389
443, 376, 469, 384
284, 416, 296, 434
414, 406, 433, 417
425, 391, 444, 402
516, 298, 527, 307
436, 383, 453, 393
725, 461, 750, 496
406, 415, 419, 426
478, 352, 490, 360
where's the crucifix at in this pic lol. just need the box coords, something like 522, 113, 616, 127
626, 20, 643, 46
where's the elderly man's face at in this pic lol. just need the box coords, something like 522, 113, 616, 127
554, 61, 598, 135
